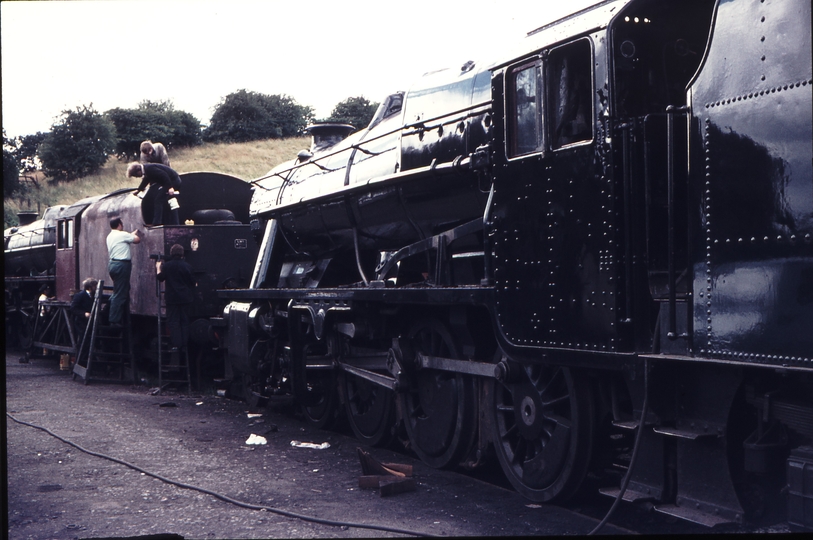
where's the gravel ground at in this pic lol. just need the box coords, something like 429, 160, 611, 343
5, 348, 627, 539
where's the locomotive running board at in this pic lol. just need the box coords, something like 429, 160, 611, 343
219, 285, 495, 306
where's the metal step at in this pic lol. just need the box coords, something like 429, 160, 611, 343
654, 503, 737, 527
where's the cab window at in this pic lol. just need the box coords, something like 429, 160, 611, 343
547, 39, 593, 149
508, 60, 543, 157
57, 219, 74, 249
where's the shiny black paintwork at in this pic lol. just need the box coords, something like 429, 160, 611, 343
221, 0, 811, 526
688, 0, 813, 366
237, 0, 811, 370
250, 64, 493, 259
489, 0, 719, 358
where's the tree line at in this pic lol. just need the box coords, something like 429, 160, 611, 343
3, 92, 379, 195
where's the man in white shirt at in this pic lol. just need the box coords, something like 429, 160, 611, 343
106, 218, 141, 325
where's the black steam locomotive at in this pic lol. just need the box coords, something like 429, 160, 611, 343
219, 0, 812, 530
5, 172, 258, 371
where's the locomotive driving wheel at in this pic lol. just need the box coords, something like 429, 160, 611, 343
241, 339, 275, 410
487, 359, 594, 502
298, 338, 343, 429
288, 314, 343, 429
399, 318, 477, 469
342, 371, 395, 447
301, 375, 341, 429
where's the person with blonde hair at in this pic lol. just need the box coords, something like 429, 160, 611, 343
139, 140, 170, 166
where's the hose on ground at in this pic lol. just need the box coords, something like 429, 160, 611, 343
7, 412, 433, 537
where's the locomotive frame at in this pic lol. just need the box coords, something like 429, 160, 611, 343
220, 0, 812, 530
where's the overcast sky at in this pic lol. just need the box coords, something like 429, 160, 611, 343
1, 0, 595, 138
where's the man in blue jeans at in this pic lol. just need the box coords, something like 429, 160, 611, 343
106, 218, 141, 325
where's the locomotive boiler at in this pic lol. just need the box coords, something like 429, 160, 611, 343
5, 207, 66, 277
236, 0, 811, 530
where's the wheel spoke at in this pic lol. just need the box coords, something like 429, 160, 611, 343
502, 422, 518, 440
541, 394, 570, 409
536, 366, 563, 398
489, 362, 593, 503
511, 435, 528, 466
344, 374, 394, 447
399, 318, 477, 469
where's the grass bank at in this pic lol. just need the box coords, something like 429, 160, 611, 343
4, 137, 309, 228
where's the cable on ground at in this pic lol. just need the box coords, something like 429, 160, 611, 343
7, 412, 433, 537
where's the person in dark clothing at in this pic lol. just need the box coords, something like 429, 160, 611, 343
155, 244, 196, 350
69, 278, 98, 358
69, 278, 98, 329
139, 140, 170, 166
127, 162, 182, 225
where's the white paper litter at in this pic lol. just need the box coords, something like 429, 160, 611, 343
290, 440, 330, 450
246, 434, 267, 445
247, 413, 263, 418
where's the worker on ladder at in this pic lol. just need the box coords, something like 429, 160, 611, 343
155, 244, 196, 352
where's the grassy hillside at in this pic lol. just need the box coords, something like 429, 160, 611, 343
4, 137, 310, 228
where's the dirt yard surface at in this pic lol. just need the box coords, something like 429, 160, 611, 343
5, 349, 627, 539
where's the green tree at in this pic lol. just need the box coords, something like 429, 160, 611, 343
106, 100, 201, 160
15, 132, 47, 172
38, 104, 117, 181
325, 96, 379, 130
3, 130, 21, 196
203, 90, 313, 143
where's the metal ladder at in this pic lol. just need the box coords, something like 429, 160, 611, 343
156, 275, 192, 394
72, 280, 136, 385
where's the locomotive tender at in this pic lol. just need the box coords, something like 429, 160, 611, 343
221, 0, 812, 529
5, 172, 258, 368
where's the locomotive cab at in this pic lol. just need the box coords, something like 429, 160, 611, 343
610, 0, 716, 352
489, 0, 718, 354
